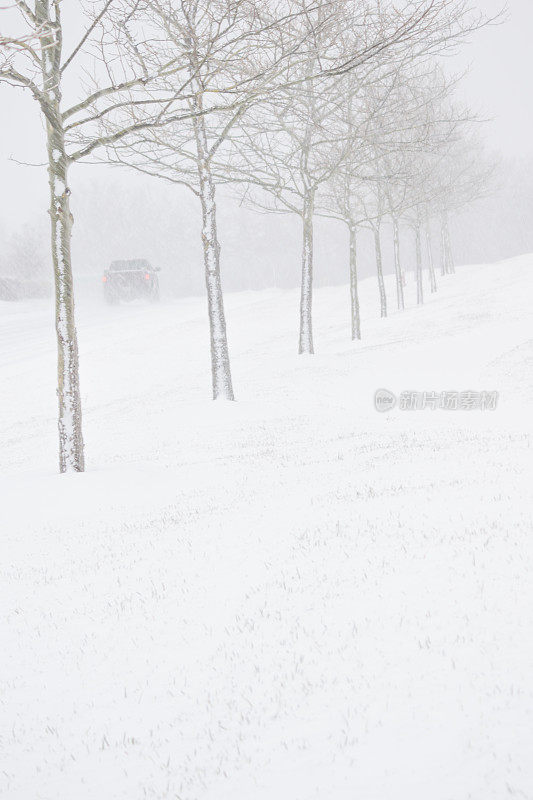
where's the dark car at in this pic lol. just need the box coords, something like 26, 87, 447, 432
103, 259, 160, 304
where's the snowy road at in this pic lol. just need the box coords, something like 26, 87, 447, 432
1, 258, 532, 799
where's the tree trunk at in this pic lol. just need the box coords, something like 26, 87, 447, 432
192, 105, 234, 400
348, 223, 361, 340
440, 218, 446, 276
426, 223, 437, 293
392, 217, 404, 311
39, 1, 84, 472
444, 214, 455, 274
374, 225, 387, 318
415, 222, 424, 305
299, 187, 315, 354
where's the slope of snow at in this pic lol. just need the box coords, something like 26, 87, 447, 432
0, 257, 532, 800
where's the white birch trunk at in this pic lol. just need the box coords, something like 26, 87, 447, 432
374, 225, 387, 318
392, 217, 404, 311
299, 187, 315, 354
348, 223, 361, 340
416, 222, 424, 305
440, 216, 447, 276
444, 214, 455, 274
192, 99, 234, 400
426, 223, 437, 293
38, 0, 84, 472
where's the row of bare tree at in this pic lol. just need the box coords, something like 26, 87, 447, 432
1, 0, 493, 472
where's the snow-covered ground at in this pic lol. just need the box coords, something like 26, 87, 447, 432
1, 256, 532, 800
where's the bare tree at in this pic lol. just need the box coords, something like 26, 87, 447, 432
0, 1, 211, 469
425, 218, 438, 292
2, 0, 319, 459
318, 133, 370, 340
107, 0, 443, 364
229, 0, 489, 349
378, 66, 475, 303
100, 0, 453, 381
104, 0, 347, 396
317, 64, 417, 334
435, 137, 497, 276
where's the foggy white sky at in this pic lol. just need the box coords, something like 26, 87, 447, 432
455, 0, 533, 158
0, 0, 531, 242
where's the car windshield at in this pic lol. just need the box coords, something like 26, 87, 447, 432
109, 260, 151, 272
